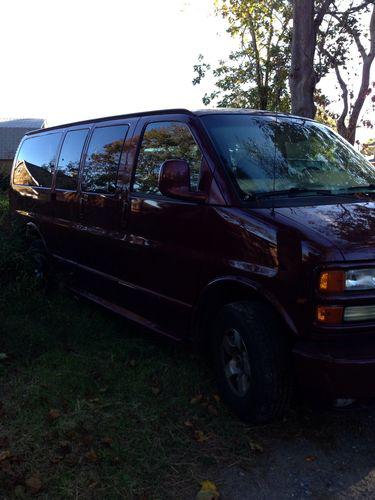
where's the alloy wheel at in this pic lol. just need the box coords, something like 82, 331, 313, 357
221, 328, 251, 397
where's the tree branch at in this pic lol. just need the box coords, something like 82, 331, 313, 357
264, 9, 275, 90
330, 11, 367, 59
348, 5, 375, 132
335, 0, 373, 15
248, 18, 263, 88
314, 0, 335, 29
334, 64, 349, 134
369, 3, 375, 57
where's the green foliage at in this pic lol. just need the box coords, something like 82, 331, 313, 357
315, 1, 375, 143
361, 138, 375, 157
193, 0, 292, 111
193, 0, 373, 142
0, 197, 34, 288
0, 196, 253, 497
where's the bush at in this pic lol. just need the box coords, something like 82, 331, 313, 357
0, 194, 35, 287
0, 172, 10, 192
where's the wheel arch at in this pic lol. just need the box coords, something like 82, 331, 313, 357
25, 222, 48, 250
191, 276, 298, 347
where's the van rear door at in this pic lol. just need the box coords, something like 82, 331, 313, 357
11, 131, 63, 248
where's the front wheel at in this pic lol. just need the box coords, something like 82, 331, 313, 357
211, 301, 293, 423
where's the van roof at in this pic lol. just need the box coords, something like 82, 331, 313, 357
26, 108, 313, 135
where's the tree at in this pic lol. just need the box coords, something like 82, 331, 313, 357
289, 0, 334, 118
192, 0, 292, 111
329, 4, 375, 144
194, 0, 374, 145
290, 0, 374, 144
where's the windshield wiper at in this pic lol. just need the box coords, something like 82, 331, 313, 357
338, 184, 375, 193
251, 187, 334, 199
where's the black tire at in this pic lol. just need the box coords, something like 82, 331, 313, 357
27, 238, 50, 283
211, 300, 293, 423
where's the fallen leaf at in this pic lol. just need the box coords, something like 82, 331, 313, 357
0, 459, 11, 473
87, 397, 100, 404
85, 449, 98, 462
248, 440, 264, 453
0, 450, 12, 461
196, 480, 219, 499
101, 437, 113, 447
207, 405, 218, 416
81, 435, 94, 446
0, 436, 9, 448
194, 430, 209, 443
14, 485, 26, 499
25, 474, 42, 494
57, 441, 71, 455
305, 455, 317, 462
190, 394, 203, 405
184, 420, 194, 428
48, 409, 60, 421
66, 430, 78, 441
212, 394, 220, 403
65, 454, 78, 467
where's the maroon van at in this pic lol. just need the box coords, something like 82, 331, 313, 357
9, 108, 375, 422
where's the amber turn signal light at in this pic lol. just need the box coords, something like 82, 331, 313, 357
319, 271, 345, 293
316, 305, 343, 324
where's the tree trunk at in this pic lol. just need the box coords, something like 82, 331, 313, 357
289, 0, 317, 118
345, 6, 375, 145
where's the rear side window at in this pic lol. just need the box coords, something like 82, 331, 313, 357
81, 124, 129, 194
56, 128, 89, 190
13, 133, 62, 187
133, 121, 202, 195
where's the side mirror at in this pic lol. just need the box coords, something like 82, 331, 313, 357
158, 159, 207, 202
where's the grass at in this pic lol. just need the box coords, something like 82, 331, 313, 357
1, 191, 371, 499
0, 192, 262, 499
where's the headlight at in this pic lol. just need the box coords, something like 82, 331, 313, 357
319, 268, 375, 292
345, 269, 375, 290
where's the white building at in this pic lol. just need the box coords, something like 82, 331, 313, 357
0, 118, 45, 174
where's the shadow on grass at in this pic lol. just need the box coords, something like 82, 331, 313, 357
0, 282, 250, 498
2, 194, 375, 498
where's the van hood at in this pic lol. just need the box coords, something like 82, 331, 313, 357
275, 200, 375, 261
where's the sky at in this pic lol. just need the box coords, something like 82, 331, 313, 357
0, 0, 373, 144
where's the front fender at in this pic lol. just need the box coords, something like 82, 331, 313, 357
192, 275, 299, 341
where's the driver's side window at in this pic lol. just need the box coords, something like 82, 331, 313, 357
133, 121, 202, 195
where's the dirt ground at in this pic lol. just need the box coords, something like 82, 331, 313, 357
217, 403, 375, 499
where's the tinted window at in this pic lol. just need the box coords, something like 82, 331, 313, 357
202, 114, 375, 195
81, 125, 128, 193
13, 133, 62, 187
56, 129, 89, 190
133, 122, 202, 195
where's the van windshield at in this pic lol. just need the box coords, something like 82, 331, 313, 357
201, 114, 375, 197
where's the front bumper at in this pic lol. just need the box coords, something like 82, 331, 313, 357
293, 337, 375, 399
